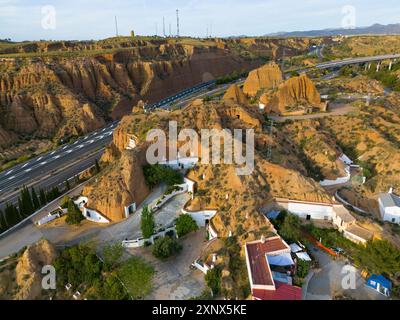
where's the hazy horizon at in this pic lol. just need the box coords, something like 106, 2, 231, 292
1, 0, 399, 41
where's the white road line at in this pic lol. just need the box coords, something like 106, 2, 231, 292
24, 168, 32, 172
50, 151, 56, 155
22, 163, 29, 168
8, 175, 15, 180
39, 161, 47, 166
5, 170, 13, 176
37, 156, 43, 161
53, 155, 61, 160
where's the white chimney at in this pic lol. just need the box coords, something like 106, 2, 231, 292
261, 235, 266, 243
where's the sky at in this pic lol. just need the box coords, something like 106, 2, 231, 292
0, 0, 399, 41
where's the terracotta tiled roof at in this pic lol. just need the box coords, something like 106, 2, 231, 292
252, 281, 302, 300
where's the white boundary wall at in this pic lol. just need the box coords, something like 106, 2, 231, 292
181, 208, 217, 227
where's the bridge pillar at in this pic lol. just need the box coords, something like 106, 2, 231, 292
389, 61, 393, 71
376, 62, 381, 72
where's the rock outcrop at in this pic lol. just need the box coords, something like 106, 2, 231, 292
243, 62, 283, 96
264, 73, 327, 115
83, 145, 150, 222
14, 239, 57, 300
222, 84, 248, 105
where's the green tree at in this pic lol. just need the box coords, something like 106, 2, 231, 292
140, 205, 155, 239
60, 195, 71, 209
101, 275, 128, 300
143, 164, 183, 188
205, 267, 222, 295
65, 179, 71, 191
279, 214, 301, 242
39, 188, 47, 207
175, 214, 198, 237
296, 259, 311, 278
103, 243, 124, 271
4, 203, 20, 227
0, 210, 7, 232
117, 257, 155, 299
95, 160, 101, 174
19, 186, 34, 216
31, 188, 40, 210
356, 240, 400, 277
152, 236, 182, 259
65, 200, 85, 225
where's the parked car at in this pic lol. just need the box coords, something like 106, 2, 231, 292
332, 247, 345, 255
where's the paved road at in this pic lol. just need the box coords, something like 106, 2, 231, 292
314, 53, 400, 70
305, 245, 387, 300
269, 103, 357, 122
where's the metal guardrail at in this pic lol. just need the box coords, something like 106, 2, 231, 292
145, 80, 216, 112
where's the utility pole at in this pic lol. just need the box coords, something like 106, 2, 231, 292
176, 9, 180, 38
169, 23, 172, 37
163, 16, 166, 37
115, 16, 119, 37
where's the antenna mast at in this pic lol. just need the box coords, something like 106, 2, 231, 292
163, 16, 166, 37
115, 16, 119, 37
176, 9, 180, 37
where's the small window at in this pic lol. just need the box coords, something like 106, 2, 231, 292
392, 218, 396, 223
370, 281, 376, 286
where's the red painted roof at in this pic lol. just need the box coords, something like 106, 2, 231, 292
245, 237, 290, 286
252, 281, 302, 300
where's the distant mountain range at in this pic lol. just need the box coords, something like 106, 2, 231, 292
267, 23, 400, 38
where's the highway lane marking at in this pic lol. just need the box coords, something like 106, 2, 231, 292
7, 175, 15, 180
37, 156, 43, 161
39, 161, 47, 166
24, 168, 32, 172
66, 150, 73, 154
21, 163, 29, 168
50, 151, 56, 155
5, 170, 13, 176
53, 155, 61, 160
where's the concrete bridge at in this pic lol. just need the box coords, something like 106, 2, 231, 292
313, 53, 400, 71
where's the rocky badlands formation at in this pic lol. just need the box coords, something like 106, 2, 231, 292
243, 62, 283, 96
263, 73, 327, 114
0, 239, 57, 300
243, 62, 326, 115
84, 95, 332, 233
0, 36, 329, 154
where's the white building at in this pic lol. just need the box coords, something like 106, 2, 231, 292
378, 191, 400, 224
276, 198, 334, 221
